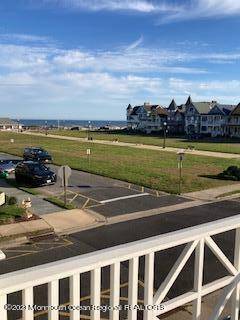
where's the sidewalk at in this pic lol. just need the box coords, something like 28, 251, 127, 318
23, 131, 240, 159
0, 219, 53, 242
41, 209, 102, 235
185, 183, 240, 200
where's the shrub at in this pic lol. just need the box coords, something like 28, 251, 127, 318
218, 166, 240, 181
7, 196, 18, 205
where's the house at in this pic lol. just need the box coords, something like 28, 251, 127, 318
127, 102, 168, 133
204, 104, 236, 137
166, 99, 185, 134
0, 118, 22, 131
229, 103, 240, 137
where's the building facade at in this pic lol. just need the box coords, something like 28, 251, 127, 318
127, 97, 240, 137
127, 102, 168, 134
0, 118, 22, 131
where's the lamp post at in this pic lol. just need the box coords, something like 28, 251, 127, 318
87, 121, 91, 140
45, 120, 48, 136
163, 122, 167, 149
177, 149, 185, 195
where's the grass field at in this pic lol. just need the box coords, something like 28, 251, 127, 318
0, 131, 238, 193
49, 129, 240, 154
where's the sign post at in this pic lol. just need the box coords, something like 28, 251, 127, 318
58, 165, 72, 205
87, 148, 91, 166
177, 149, 185, 195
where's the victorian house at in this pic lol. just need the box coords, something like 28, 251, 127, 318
127, 102, 168, 133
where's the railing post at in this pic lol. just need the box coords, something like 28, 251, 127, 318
192, 239, 204, 320
0, 294, 7, 320
91, 268, 101, 320
48, 279, 59, 320
128, 257, 139, 320
110, 262, 120, 320
231, 228, 240, 320
143, 253, 154, 320
70, 274, 80, 320
22, 287, 34, 320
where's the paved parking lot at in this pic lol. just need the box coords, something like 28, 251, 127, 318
0, 152, 193, 219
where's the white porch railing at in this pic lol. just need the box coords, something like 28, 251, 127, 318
1, 214, 240, 320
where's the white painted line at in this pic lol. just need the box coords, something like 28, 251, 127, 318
100, 193, 149, 204
0, 250, 6, 261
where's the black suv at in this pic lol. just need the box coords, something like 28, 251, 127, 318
23, 147, 52, 163
15, 161, 57, 186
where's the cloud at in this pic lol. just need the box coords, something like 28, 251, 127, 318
0, 33, 52, 44
40, 0, 181, 13
126, 36, 144, 51
159, 0, 240, 24
1, 34, 240, 118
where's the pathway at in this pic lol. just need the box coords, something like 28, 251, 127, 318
23, 131, 240, 159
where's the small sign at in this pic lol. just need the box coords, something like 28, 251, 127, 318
58, 165, 72, 181
87, 149, 91, 155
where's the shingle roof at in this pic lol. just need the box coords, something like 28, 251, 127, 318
129, 104, 168, 116
168, 99, 177, 111
231, 103, 240, 116
192, 101, 216, 114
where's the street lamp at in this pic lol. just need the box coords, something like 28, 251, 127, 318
45, 120, 48, 136
87, 121, 91, 140
163, 122, 167, 149
177, 149, 185, 195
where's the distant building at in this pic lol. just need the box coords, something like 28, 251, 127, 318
127, 97, 240, 137
229, 103, 240, 137
0, 118, 22, 131
166, 99, 185, 134
127, 102, 168, 134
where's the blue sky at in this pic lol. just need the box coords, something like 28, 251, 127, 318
0, 0, 240, 120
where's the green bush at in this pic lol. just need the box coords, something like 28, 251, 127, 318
218, 166, 240, 181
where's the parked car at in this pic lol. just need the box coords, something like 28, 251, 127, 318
0, 160, 21, 174
23, 147, 52, 163
15, 161, 57, 186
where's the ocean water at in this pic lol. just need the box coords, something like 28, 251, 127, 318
17, 119, 126, 128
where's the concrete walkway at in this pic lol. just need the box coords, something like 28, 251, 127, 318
41, 209, 101, 235
0, 219, 52, 239
23, 131, 240, 159
185, 183, 240, 200
0, 179, 61, 215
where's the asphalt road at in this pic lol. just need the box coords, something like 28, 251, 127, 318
2, 199, 240, 320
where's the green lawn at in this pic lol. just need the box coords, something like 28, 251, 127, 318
49, 129, 240, 154
0, 131, 238, 194
0, 203, 24, 224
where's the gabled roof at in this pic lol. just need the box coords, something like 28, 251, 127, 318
187, 101, 217, 114
186, 96, 192, 106
127, 104, 132, 110
231, 103, 240, 116
129, 104, 168, 116
168, 99, 177, 111
215, 104, 236, 115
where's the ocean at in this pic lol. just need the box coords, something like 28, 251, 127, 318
17, 119, 126, 128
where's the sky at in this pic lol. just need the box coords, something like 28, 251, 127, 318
0, 0, 240, 120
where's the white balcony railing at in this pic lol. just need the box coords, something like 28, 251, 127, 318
1, 214, 240, 320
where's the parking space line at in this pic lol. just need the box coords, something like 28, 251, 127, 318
99, 193, 149, 204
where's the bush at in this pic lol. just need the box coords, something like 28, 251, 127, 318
7, 196, 18, 205
218, 166, 240, 181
